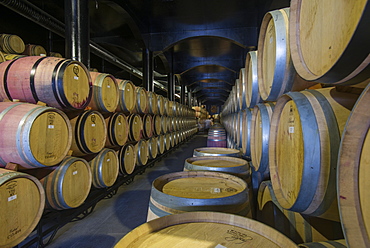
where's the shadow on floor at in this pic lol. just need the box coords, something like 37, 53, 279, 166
49, 234, 116, 248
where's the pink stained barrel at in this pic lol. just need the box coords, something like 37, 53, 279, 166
0, 56, 92, 111
207, 125, 227, 148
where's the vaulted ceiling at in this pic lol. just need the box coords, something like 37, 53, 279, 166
0, 0, 290, 110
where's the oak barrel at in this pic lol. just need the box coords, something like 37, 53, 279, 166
147, 171, 250, 221
269, 87, 358, 221
49, 52, 63, 58
142, 114, 153, 138
117, 144, 136, 175
116, 79, 136, 113
245, 50, 262, 108
163, 97, 169, 116
157, 135, 165, 154
289, 0, 370, 85
207, 124, 227, 147
134, 87, 148, 114
147, 136, 158, 159
337, 82, 370, 247
69, 110, 107, 156
127, 113, 143, 142
160, 115, 168, 134
193, 147, 241, 158
237, 69, 247, 110
167, 100, 175, 116
250, 102, 275, 175
0, 34, 25, 54
22, 44, 47, 56
184, 156, 250, 180
147, 91, 158, 114
157, 94, 165, 115
86, 148, 119, 188
164, 133, 172, 151
116, 211, 298, 248
172, 132, 179, 146
42, 156, 92, 209
235, 79, 241, 111
257, 8, 297, 102
152, 114, 162, 135
0, 102, 72, 168
257, 181, 343, 244
241, 108, 253, 158
236, 111, 243, 148
0, 56, 92, 110
105, 112, 128, 148
88, 72, 119, 113
134, 140, 149, 166
0, 51, 5, 62
0, 168, 45, 248
170, 131, 176, 147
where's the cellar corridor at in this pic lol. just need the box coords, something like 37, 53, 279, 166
24, 133, 207, 248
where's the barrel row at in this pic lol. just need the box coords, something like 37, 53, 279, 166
0, 55, 196, 118
192, 106, 209, 119
0, 33, 53, 58
223, 87, 360, 217
0, 101, 198, 168
0, 116, 197, 248
0, 33, 196, 118
222, 85, 369, 247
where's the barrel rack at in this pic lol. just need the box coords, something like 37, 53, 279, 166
14, 135, 194, 248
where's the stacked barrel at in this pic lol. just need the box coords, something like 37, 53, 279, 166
0, 34, 197, 247
192, 106, 209, 131
0, 33, 62, 62
221, 1, 369, 247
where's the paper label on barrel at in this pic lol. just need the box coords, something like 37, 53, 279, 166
92, 124, 95, 127
289, 126, 294, 133
212, 188, 221, 193
107, 159, 110, 162
8, 195, 17, 202
107, 85, 111, 88
73, 171, 78, 175
48, 125, 54, 129
74, 76, 79, 80
215, 245, 227, 248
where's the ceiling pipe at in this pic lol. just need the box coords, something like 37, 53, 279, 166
143, 48, 154, 92
65, 0, 90, 66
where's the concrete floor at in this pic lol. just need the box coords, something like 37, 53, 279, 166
41, 133, 207, 248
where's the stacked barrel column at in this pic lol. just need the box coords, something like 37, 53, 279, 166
220, 1, 370, 247
0, 43, 94, 247
0, 36, 198, 246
